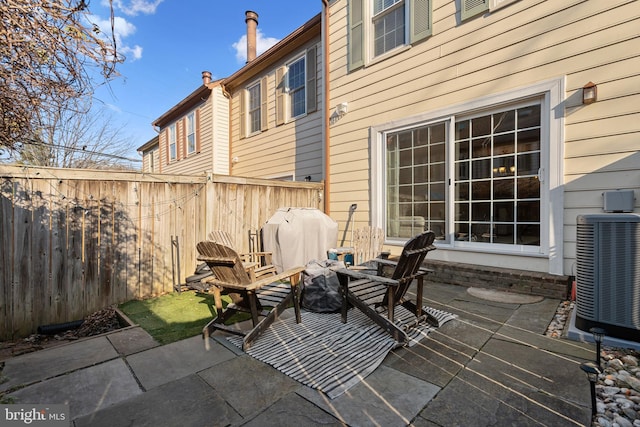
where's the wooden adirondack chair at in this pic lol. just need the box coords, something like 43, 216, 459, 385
196, 241, 304, 350
336, 231, 438, 344
207, 230, 273, 266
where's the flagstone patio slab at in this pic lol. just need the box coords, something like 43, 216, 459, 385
126, 335, 235, 390
8, 358, 142, 420
0, 336, 118, 392
297, 365, 441, 427
73, 374, 240, 427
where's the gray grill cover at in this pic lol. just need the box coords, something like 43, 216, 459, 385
262, 208, 338, 273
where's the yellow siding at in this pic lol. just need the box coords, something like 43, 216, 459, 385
327, 0, 640, 275
231, 39, 324, 182
159, 92, 217, 175
212, 87, 230, 175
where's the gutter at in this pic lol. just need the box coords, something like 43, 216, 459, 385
322, 0, 330, 214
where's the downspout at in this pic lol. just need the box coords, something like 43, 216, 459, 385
220, 82, 232, 174
321, 0, 330, 214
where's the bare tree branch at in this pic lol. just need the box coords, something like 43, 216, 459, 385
0, 0, 123, 147
11, 100, 139, 169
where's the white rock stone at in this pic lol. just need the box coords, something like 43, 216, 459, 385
610, 359, 626, 370
628, 376, 640, 393
622, 407, 638, 420
604, 386, 622, 396
597, 416, 612, 427
614, 414, 634, 427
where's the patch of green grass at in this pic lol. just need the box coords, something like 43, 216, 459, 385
0, 395, 15, 404
118, 291, 222, 345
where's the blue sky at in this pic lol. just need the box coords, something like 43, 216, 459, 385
90, 0, 322, 156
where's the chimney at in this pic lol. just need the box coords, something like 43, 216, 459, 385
245, 10, 258, 63
202, 71, 212, 85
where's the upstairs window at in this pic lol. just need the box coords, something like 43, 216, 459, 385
168, 123, 176, 161
349, 0, 432, 70
288, 56, 306, 119
186, 112, 196, 154
241, 77, 268, 138
248, 82, 261, 134
373, 0, 405, 57
275, 46, 317, 125
461, 0, 489, 21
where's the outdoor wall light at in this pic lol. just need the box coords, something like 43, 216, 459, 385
231, 156, 239, 164
336, 102, 348, 117
582, 82, 598, 105
589, 327, 606, 369
580, 362, 601, 417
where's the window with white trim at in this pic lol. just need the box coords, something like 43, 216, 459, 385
348, 0, 432, 70
287, 56, 306, 119
149, 147, 156, 172
373, 79, 563, 271
247, 82, 261, 134
453, 103, 541, 246
186, 112, 196, 154
382, 100, 544, 251
169, 123, 176, 161
275, 47, 317, 125
373, 0, 405, 57
386, 121, 446, 239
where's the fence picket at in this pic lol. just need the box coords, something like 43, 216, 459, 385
0, 166, 323, 339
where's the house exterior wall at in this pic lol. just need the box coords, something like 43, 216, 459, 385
141, 146, 159, 173
141, 86, 229, 176
327, 0, 640, 276
155, 86, 230, 176
212, 86, 231, 175
229, 39, 323, 181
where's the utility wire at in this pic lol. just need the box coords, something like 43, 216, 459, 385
18, 139, 142, 163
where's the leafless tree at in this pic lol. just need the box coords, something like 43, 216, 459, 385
0, 0, 122, 148
11, 101, 138, 169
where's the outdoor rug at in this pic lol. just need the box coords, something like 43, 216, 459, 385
227, 306, 456, 399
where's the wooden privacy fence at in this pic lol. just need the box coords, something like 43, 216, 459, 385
0, 165, 324, 339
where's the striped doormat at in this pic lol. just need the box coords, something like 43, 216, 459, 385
227, 306, 456, 399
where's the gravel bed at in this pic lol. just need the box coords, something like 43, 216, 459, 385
545, 300, 640, 427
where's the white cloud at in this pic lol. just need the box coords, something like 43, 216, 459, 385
88, 15, 142, 61
104, 103, 123, 114
121, 45, 143, 61
103, 0, 164, 16
232, 29, 280, 64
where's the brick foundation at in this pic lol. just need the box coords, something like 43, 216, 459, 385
422, 259, 570, 300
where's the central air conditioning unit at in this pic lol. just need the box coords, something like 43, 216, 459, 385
575, 214, 640, 341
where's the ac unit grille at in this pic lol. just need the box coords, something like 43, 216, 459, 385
576, 214, 640, 337
576, 223, 596, 320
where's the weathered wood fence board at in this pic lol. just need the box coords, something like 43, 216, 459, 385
0, 165, 323, 339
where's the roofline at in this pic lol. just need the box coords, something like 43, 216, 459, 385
136, 134, 159, 153
151, 79, 224, 128
223, 12, 321, 92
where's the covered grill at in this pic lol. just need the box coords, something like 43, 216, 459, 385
262, 208, 338, 273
